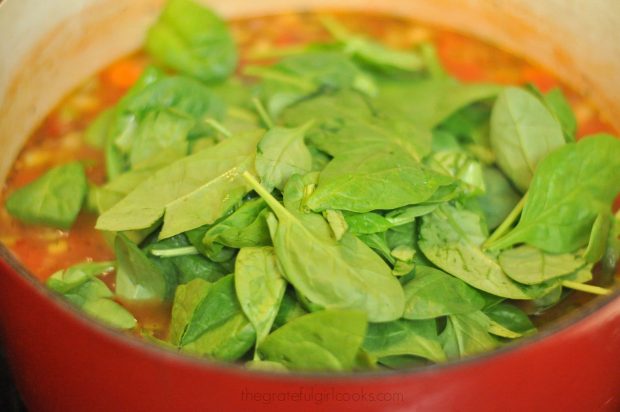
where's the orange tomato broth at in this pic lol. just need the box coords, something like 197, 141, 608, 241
0, 12, 617, 337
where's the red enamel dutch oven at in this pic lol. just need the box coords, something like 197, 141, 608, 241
0, 0, 619, 411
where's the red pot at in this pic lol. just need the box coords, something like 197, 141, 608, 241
0, 1, 619, 411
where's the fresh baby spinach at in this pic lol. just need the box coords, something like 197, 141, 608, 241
146, 0, 237, 83
244, 172, 405, 322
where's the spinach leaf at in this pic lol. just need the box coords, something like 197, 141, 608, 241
63, 277, 114, 307
357, 232, 395, 265
426, 150, 485, 196
323, 209, 348, 241
81, 299, 138, 330
374, 77, 501, 130
543, 88, 577, 142
259, 310, 367, 371
47, 261, 115, 294
180, 274, 241, 345
486, 134, 620, 253
418, 205, 530, 299
344, 212, 393, 235
484, 303, 536, 337
46, 261, 136, 330
146, 0, 237, 83
168, 278, 212, 345
181, 313, 256, 360
385, 204, 438, 226
307, 147, 452, 213
321, 17, 423, 73
583, 212, 611, 264
115, 234, 168, 301
526, 84, 577, 143
111, 76, 225, 167
126, 109, 195, 166
172, 254, 228, 284
104, 66, 165, 179
476, 166, 521, 230
92, 144, 189, 213
440, 311, 498, 359
6, 162, 87, 229
245, 173, 405, 322
498, 245, 586, 285
363, 319, 446, 363
272, 289, 307, 330
249, 51, 376, 117
255, 122, 313, 191
601, 211, 620, 284
403, 265, 485, 319
490, 87, 565, 192
234, 247, 287, 354
96, 130, 264, 238
84, 108, 114, 148
281, 90, 432, 161
202, 198, 271, 261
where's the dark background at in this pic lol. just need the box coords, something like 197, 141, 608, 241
0, 349, 26, 412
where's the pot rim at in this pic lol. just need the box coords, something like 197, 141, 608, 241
1, 243, 618, 381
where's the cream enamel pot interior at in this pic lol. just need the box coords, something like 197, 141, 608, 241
0, 1, 619, 411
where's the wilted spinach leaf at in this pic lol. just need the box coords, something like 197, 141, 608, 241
115, 234, 169, 301
6, 162, 87, 229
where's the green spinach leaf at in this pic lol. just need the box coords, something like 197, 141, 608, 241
490, 87, 565, 192
115, 234, 168, 301
234, 247, 287, 354
202, 197, 271, 261
418, 205, 530, 299
440, 311, 498, 359
307, 147, 452, 213
402, 265, 485, 319
96, 130, 264, 238
259, 309, 367, 371
146, 0, 237, 83
363, 319, 446, 362
255, 122, 313, 191
498, 245, 585, 285
486, 134, 620, 253
245, 173, 405, 322
6, 162, 87, 229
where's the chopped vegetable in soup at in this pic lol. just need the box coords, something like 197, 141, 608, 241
1, 0, 619, 372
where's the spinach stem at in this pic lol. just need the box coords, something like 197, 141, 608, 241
244, 66, 314, 91
561, 281, 612, 295
150, 246, 199, 258
252, 97, 275, 129
318, 16, 350, 41
245, 44, 310, 61
483, 192, 528, 250
204, 118, 231, 138
242, 172, 289, 219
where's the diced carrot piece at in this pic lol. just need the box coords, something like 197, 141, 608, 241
101, 57, 146, 90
